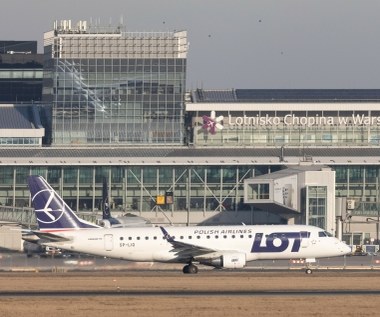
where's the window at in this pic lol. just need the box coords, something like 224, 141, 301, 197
249, 183, 270, 200
308, 186, 327, 230
319, 231, 333, 237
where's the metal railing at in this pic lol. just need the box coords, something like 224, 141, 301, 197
0, 206, 36, 228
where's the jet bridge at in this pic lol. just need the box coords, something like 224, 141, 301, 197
244, 165, 336, 233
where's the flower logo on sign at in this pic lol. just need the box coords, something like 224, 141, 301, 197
202, 111, 224, 134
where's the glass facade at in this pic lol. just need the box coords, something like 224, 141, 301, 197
43, 23, 187, 145
1, 165, 379, 220
0, 165, 261, 213
0, 137, 40, 146
0, 41, 43, 102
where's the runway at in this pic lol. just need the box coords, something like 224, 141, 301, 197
1, 270, 379, 316
1, 289, 380, 297
2, 251, 380, 272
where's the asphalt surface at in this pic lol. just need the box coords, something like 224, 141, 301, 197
1, 289, 380, 297
1, 251, 379, 272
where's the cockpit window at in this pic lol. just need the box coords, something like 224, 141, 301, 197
318, 231, 333, 237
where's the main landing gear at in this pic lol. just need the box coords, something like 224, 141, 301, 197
183, 263, 199, 274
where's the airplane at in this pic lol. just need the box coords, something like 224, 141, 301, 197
97, 177, 152, 228
26, 175, 351, 274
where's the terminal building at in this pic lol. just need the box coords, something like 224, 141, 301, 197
0, 20, 380, 250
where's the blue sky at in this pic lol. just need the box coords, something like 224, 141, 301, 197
2, 0, 380, 89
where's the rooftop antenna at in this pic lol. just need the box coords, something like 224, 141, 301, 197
119, 15, 124, 30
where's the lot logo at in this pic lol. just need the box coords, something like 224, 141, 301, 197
32, 188, 64, 224
251, 231, 310, 253
202, 111, 224, 134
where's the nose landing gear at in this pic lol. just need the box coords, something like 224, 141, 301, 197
305, 268, 313, 274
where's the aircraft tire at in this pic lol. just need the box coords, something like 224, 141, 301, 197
305, 268, 313, 274
188, 264, 198, 274
183, 264, 198, 274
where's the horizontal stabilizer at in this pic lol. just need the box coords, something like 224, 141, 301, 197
23, 231, 71, 243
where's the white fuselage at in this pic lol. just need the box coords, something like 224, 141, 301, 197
43, 224, 351, 264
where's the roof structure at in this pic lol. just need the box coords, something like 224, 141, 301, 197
0, 105, 36, 129
190, 89, 380, 103
0, 147, 379, 166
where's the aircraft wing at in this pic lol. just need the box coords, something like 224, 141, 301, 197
160, 227, 218, 260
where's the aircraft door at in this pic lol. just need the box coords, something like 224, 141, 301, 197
104, 234, 113, 251
300, 231, 310, 248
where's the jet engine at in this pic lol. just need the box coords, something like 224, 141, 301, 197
199, 252, 246, 269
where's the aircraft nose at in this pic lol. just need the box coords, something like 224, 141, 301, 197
341, 243, 352, 255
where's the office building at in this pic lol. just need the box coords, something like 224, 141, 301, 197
42, 20, 187, 145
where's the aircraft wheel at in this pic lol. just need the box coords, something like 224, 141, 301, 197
305, 268, 313, 275
188, 264, 198, 274
183, 265, 190, 274
183, 264, 198, 274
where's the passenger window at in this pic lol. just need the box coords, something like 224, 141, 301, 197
145, 236, 149, 240
188, 236, 192, 239
206, 235, 210, 239
232, 235, 235, 239
240, 235, 244, 238
215, 235, 219, 239
153, 236, 157, 240
120, 237, 124, 241
180, 236, 184, 239
137, 237, 140, 240
128, 237, 132, 240
197, 236, 201, 239
223, 235, 227, 239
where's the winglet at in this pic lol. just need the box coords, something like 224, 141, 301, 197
160, 226, 175, 243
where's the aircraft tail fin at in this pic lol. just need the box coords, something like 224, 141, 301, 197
102, 177, 111, 220
27, 175, 99, 231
